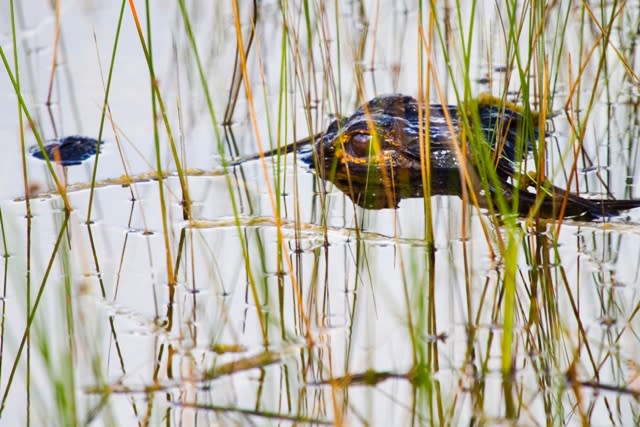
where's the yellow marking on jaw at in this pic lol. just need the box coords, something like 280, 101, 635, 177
339, 154, 385, 165
340, 155, 369, 165
337, 150, 388, 165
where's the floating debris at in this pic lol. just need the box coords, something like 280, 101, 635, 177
13, 168, 224, 201
210, 343, 247, 354
29, 135, 103, 166
308, 369, 404, 387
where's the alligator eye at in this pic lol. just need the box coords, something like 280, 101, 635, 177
348, 133, 372, 157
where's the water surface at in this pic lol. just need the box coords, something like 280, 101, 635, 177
0, 1, 639, 425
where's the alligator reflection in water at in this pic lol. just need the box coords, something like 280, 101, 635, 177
310, 94, 640, 218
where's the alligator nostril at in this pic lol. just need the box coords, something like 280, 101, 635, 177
322, 139, 336, 154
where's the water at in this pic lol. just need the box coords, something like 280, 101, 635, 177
0, 0, 639, 425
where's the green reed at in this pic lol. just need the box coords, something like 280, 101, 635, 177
422, 0, 553, 422
1, 1, 639, 425
175, 0, 270, 342
86, 0, 126, 223
418, 1, 639, 424
7, 0, 30, 421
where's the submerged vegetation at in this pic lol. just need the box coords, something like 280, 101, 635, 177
0, 0, 639, 425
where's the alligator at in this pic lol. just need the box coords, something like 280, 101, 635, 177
308, 94, 640, 218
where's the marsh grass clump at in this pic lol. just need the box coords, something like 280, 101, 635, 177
0, 1, 638, 425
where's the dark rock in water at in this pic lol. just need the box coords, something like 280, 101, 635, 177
30, 135, 102, 166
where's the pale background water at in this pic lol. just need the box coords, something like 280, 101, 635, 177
0, 0, 639, 425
